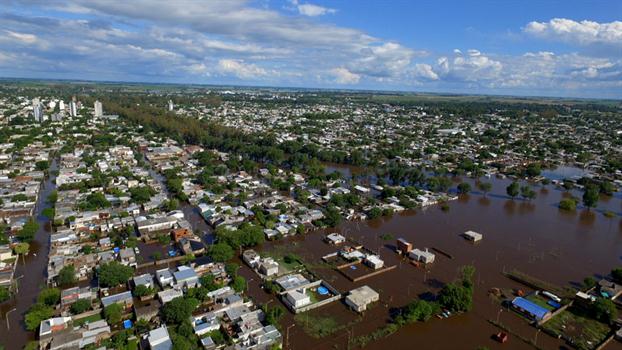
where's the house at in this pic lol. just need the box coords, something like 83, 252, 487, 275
156, 268, 174, 288
158, 288, 184, 304
148, 326, 173, 350
60, 286, 93, 307
364, 255, 384, 270
463, 230, 483, 242
101, 291, 133, 309
396, 238, 412, 255
345, 285, 379, 313
0, 245, 14, 261
242, 249, 260, 268
409, 248, 435, 264
39, 319, 111, 350
511, 297, 552, 321
325, 233, 345, 245
174, 266, 199, 289
132, 273, 155, 289
275, 274, 309, 291
39, 317, 72, 338
118, 247, 137, 267
137, 216, 178, 236
285, 289, 311, 309
200, 336, 216, 350
598, 279, 622, 299
258, 259, 279, 277
193, 312, 220, 336
134, 300, 161, 322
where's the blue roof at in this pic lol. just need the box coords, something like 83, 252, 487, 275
512, 297, 550, 320
123, 319, 133, 329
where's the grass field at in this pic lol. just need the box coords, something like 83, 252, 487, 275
525, 293, 557, 311
73, 312, 103, 326
542, 309, 611, 350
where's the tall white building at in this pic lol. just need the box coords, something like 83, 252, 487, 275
94, 100, 103, 117
69, 101, 78, 117
168, 99, 174, 112
32, 98, 43, 122
59, 100, 65, 111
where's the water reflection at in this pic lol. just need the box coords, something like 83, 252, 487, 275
517, 202, 536, 215
578, 210, 597, 227
477, 197, 491, 206
503, 200, 516, 215
457, 194, 470, 203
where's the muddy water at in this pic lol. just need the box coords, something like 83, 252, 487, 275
0, 158, 58, 350
246, 174, 622, 350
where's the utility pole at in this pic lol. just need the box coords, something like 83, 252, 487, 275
5, 308, 16, 330
14, 275, 24, 294
286, 324, 295, 349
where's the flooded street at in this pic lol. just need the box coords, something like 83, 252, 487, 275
243, 174, 622, 350
0, 158, 58, 349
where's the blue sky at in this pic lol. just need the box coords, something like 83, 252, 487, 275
0, 0, 620, 98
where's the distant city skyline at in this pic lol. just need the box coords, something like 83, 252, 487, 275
0, 0, 620, 99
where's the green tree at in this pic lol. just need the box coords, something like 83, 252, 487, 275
38, 288, 60, 306
559, 198, 577, 211
263, 304, 285, 326
70, 299, 91, 314
162, 297, 199, 324
477, 182, 492, 196
520, 185, 536, 200
457, 182, 471, 194
525, 163, 541, 177
232, 275, 247, 293
611, 268, 622, 284
506, 182, 519, 199
104, 303, 123, 324
14, 242, 30, 263
583, 277, 597, 289
35, 160, 50, 171
57, 265, 76, 287
402, 299, 439, 322
593, 298, 617, 324
133, 285, 155, 298
25, 303, 54, 330
209, 243, 234, 262
98, 261, 133, 288
17, 218, 39, 242
0, 287, 10, 303
582, 184, 600, 210
438, 282, 472, 312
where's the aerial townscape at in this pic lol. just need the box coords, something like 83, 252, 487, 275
0, 1, 621, 350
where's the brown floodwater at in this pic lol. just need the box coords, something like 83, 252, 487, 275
0, 158, 58, 350
244, 173, 622, 350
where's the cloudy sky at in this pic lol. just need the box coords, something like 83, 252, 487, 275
0, 0, 621, 98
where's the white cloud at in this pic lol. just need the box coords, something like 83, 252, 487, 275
413, 63, 438, 80
349, 42, 414, 79
524, 18, 622, 46
297, 3, 336, 17
329, 67, 360, 84
217, 59, 268, 79
4, 30, 38, 44
435, 49, 502, 82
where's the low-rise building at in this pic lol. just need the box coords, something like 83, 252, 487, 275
345, 285, 379, 313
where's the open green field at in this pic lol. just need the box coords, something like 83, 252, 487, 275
73, 312, 103, 327
542, 309, 611, 350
